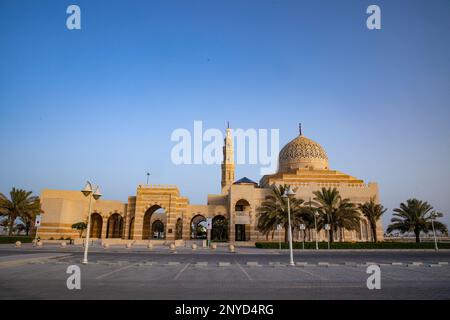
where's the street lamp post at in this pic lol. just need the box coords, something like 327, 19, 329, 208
81, 181, 102, 264
310, 197, 319, 250
431, 212, 439, 252
299, 224, 306, 250
277, 224, 282, 251
325, 223, 331, 250
282, 186, 296, 266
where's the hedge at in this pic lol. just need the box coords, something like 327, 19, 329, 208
255, 241, 450, 249
0, 236, 33, 244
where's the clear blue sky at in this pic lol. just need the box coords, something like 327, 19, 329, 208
1, 0, 449, 229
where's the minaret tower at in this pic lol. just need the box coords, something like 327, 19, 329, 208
221, 122, 235, 193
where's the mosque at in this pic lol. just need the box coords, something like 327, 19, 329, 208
38, 126, 382, 244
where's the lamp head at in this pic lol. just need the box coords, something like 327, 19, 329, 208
283, 186, 295, 197
81, 182, 93, 197
287, 187, 296, 196
93, 187, 102, 200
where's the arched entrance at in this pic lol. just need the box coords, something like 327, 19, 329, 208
190, 215, 207, 239
234, 199, 250, 241
362, 220, 369, 241
90, 213, 103, 238
106, 214, 123, 238
212, 215, 228, 241
175, 218, 183, 240
128, 217, 135, 239
143, 205, 167, 240
151, 220, 165, 239
235, 199, 250, 212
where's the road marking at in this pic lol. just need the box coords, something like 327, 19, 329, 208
0, 253, 72, 269
95, 264, 134, 280
173, 263, 190, 280
294, 266, 328, 280
5, 263, 68, 279
246, 261, 261, 267
234, 259, 253, 281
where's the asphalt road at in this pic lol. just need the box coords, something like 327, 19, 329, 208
0, 245, 449, 300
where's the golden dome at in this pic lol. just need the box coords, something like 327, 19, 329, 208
278, 134, 329, 172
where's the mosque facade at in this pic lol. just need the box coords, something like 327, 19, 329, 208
38, 126, 383, 243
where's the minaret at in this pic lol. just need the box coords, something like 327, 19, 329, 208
221, 122, 235, 193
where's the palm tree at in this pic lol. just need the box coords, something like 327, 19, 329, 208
311, 187, 360, 243
358, 197, 387, 243
257, 184, 309, 242
387, 199, 448, 243
20, 210, 41, 236
0, 188, 42, 236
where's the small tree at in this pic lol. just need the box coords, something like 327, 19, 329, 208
0, 188, 42, 236
358, 198, 387, 243
387, 199, 448, 243
257, 184, 309, 243
311, 187, 360, 243
71, 222, 87, 238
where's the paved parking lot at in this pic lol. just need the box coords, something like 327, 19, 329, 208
0, 245, 449, 299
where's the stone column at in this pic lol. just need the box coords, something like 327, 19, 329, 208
133, 213, 144, 240
165, 211, 176, 241
229, 211, 235, 243
182, 214, 191, 240
101, 216, 108, 239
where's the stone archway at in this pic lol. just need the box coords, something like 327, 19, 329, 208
142, 205, 167, 240
90, 213, 103, 238
128, 217, 135, 239
234, 199, 251, 241
190, 214, 207, 239
361, 220, 370, 241
106, 213, 123, 238
235, 199, 250, 212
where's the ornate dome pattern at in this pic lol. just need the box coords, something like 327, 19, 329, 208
278, 135, 329, 172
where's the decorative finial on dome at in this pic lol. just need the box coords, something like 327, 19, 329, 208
227, 121, 230, 129
299, 123, 302, 136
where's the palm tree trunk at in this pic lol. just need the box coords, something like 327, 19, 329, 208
329, 228, 334, 243
371, 224, 377, 243
8, 217, 14, 236
302, 230, 306, 247
414, 229, 420, 243
284, 228, 288, 243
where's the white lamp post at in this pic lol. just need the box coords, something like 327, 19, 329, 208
324, 223, 331, 250
431, 212, 439, 252
299, 224, 306, 250
310, 197, 319, 250
282, 186, 296, 266
81, 181, 102, 264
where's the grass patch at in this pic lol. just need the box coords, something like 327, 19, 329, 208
255, 241, 450, 249
0, 236, 33, 244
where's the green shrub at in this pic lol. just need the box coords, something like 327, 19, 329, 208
0, 236, 33, 244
